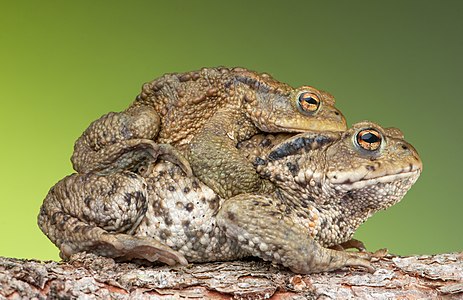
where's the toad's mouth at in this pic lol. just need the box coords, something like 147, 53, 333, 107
273, 119, 347, 133
333, 169, 422, 191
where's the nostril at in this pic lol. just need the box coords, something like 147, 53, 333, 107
401, 145, 408, 150
334, 111, 340, 116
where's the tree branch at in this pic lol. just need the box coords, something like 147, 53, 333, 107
1, 252, 462, 299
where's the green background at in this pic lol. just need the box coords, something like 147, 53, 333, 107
1, 1, 461, 261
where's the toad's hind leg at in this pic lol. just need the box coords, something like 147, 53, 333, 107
37, 172, 187, 265
71, 105, 191, 176
216, 194, 374, 274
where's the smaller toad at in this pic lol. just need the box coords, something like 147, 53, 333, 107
71, 67, 346, 198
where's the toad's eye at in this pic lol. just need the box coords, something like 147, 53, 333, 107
297, 92, 320, 114
356, 129, 382, 151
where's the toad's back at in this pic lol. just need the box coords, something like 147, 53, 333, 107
134, 67, 292, 147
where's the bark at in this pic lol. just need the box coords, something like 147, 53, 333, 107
0, 252, 462, 299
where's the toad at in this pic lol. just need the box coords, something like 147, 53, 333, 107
39, 121, 422, 273
71, 67, 346, 198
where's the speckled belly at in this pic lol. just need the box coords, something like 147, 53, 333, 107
133, 162, 248, 262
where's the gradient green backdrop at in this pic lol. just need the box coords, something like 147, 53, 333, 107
1, 1, 461, 261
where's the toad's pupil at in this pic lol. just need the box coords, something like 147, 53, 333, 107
302, 96, 317, 105
361, 132, 380, 144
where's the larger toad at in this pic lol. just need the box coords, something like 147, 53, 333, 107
39, 121, 422, 273
71, 67, 346, 198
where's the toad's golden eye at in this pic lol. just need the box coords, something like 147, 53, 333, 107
297, 92, 320, 114
356, 129, 382, 151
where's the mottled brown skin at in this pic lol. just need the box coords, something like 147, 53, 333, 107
39, 121, 422, 273
71, 67, 347, 198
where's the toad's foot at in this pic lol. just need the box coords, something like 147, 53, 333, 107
357, 248, 389, 259
60, 233, 188, 266
137, 142, 193, 177
217, 194, 375, 273
330, 239, 388, 260
330, 238, 367, 252
75, 138, 192, 176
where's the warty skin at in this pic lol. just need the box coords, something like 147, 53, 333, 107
70, 67, 347, 199
38, 121, 422, 273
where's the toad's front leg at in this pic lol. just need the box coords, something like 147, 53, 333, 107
71, 105, 191, 176
189, 110, 272, 199
216, 194, 374, 274
38, 171, 187, 265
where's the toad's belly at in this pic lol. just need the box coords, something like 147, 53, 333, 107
133, 162, 248, 262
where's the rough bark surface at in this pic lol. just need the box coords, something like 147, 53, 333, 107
0, 252, 462, 299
